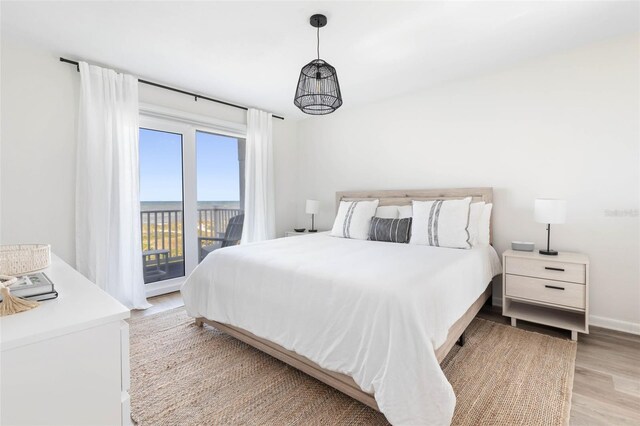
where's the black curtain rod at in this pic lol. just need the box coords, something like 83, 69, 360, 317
60, 57, 284, 120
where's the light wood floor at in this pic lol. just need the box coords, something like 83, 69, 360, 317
133, 291, 640, 425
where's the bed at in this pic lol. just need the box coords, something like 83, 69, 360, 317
181, 188, 501, 425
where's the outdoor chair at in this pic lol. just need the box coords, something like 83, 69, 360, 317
198, 214, 244, 262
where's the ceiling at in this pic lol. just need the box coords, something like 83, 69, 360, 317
2, 1, 638, 120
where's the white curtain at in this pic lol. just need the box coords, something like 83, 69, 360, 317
241, 109, 275, 243
76, 62, 150, 309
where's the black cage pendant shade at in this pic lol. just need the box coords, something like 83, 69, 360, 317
294, 14, 343, 115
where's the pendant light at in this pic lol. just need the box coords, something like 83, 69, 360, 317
294, 14, 343, 115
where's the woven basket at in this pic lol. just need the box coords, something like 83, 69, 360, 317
0, 244, 51, 276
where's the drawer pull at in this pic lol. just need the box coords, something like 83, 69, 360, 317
544, 266, 565, 272
545, 285, 565, 290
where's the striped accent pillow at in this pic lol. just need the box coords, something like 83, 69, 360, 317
330, 199, 379, 240
410, 197, 472, 249
368, 217, 412, 243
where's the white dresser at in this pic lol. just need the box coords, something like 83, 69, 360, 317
0, 254, 131, 425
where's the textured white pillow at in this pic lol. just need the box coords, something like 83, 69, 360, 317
398, 205, 413, 219
477, 203, 493, 246
331, 200, 379, 240
375, 206, 399, 219
467, 202, 486, 246
410, 197, 472, 249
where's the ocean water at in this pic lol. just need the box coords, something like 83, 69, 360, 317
141, 201, 241, 212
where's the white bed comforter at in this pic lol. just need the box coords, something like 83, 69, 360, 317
181, 233, 501, 425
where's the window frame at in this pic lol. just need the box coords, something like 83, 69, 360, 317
139, 105, 246, 297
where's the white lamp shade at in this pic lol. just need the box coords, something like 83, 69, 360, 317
534, 199, 566, 224
305, 199, 320, 215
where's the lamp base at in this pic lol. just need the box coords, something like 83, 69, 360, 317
539, 249, 558, 256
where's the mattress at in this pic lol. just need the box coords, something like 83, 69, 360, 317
181, 232, 501, 425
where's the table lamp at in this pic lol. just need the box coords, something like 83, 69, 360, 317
306, 200, 320, 233
534, 199, 566, 256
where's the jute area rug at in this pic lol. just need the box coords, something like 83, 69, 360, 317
129, 308, 576, 425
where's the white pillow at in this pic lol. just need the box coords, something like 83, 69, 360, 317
477, 203, 493, 246
331, 200, 379, 240
467, 202, 485, 246
398, 205, 412, 219
410, 197, 472, 249
375, 206, 399, 219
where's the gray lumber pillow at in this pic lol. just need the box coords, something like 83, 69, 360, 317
368, 217, 412, 243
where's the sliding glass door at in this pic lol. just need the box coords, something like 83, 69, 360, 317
139, 128, 185, 285
138, 113, 245, 296
196, 131, 244, 263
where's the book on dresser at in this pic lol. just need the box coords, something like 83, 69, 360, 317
0, 272, 59, 302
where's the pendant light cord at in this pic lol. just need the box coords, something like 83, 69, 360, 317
317, 26, 320, 60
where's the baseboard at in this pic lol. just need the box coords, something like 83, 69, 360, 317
590, 315, 640, 335
491, 298, 639, 335
145, 280, 183, 298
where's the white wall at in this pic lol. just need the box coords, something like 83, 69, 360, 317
0, 36, 298, 266
295, 35, 640, 332
1, 36, 79, 264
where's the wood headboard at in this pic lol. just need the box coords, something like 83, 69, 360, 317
336, 187, 494, 243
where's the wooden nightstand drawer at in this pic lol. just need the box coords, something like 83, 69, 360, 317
506, 257, 585, 284
506, 274, 585, 310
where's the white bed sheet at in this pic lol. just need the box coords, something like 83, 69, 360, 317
181, 232, 501, 425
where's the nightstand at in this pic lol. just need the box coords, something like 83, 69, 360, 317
285, 230, 321, 237
502, 249, 589, 341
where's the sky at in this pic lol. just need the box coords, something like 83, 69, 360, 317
139, 128, 241, 202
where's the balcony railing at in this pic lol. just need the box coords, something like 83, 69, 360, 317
141, 209, 183, 259
140, 207, 242, 283
197, 208, 242, 239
